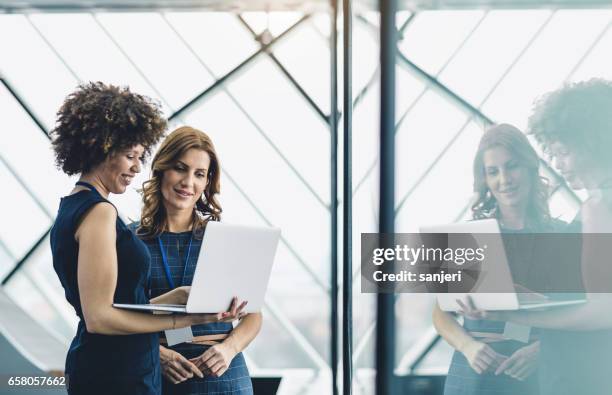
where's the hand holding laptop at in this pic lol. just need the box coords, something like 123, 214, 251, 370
114, 222, 281, 314
173, 297, 248, 328
456, 295, 506, 321
150, 285, 191, 305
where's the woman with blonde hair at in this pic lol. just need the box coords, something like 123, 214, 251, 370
460, 79, 612, 395
135, 126, 260, 394
433, 124, 565, 395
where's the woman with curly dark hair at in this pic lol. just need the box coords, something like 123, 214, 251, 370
49, 82, 245, 395
458, 79, 612, 395
134, 126, 259, 395
433, 124, 566, 395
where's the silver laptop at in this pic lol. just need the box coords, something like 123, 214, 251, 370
420, 219, 585, 312
114, 222, 281, 313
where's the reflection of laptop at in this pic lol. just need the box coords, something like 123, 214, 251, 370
114, 222, 281, 314
420, 219, 585, 312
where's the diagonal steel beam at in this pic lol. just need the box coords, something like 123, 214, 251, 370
0, 78, 49, 138
355, 14, 580, 215
0, 155, 53, 219
92, 13, 175, 113
394, 11, 557, 215
1, 226, 51, 286
357, 15, 490, 124
397, 12, 416, 37
565, 19, 612, 82
169, 14, 311, 121
222, 168, 330, 294
264, 298, 329, 370
26, 15, 81, 84
162, 13, 328, 210
237, 14, 329, 124
394, 10, 488, 133
395, 326, 441, 374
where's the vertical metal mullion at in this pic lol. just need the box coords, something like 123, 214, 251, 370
330, 1, 339, 395
342, 0, 353, 394
377, 1, 397, 395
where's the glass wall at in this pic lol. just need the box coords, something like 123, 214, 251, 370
1, 5, 611, 394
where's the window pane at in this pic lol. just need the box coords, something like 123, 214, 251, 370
274, 20, 331, 114
4, 234, 76, 343
0, 14, 78, 129
438, 10, 552, 106
95, 13, 214, 111
569, 21, 612, 82
164, 12, 259, 79
0, 159, 51, 259
0, 82, 73, 213
240, 11, 303, 37
481, 10, 612, 130
185, 89, 329, 278
28, 13, 173, 114
399, 10, 485, 76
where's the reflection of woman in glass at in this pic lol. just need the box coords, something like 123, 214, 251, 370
134, 126, 260, 395
50, 83, 243, 395
460, 79, 612, 395
433, 124, 562, 395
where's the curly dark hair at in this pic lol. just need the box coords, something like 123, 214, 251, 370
51, 82, 167, 175
528, 78, 612, 172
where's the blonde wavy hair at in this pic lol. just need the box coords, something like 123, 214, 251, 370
137, 126, 222, 239
471, 123, 552, 230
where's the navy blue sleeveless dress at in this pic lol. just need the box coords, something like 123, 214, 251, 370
538, 217, 612, 395
132, 224, 253, 395
50, 184, 160, 395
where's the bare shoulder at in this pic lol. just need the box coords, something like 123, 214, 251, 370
76, 202, 117, 241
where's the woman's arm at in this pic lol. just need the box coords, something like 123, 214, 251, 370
432, 302, 474, 352
433, 303, 505, 374
76, 203, 238, 335
191, 313, 263, 377
223, 312, 262, 354
495, 295, 612, 330
150, 287, 189, 305
490, 200, 612, 330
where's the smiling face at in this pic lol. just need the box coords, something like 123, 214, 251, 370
482, 146, 532, 211
160, 148, 211, 213
96, 145, 144, 194
548, 141, 586, 190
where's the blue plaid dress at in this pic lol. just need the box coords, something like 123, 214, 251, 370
135, 226, 253, 395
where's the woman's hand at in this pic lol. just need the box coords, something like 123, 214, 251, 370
190, 343, 237, 378
460, 339, 507, 374
160, 345, 203, 384
494, 341, 540, 380
456, 296, 488, 320
456, 296, 507, 322
151, 286, 190, 305
185, 297, 248, 326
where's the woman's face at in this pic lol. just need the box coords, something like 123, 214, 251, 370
482, 146, 532, 210
160, 148, 211, 213
548, 141, 585, 190
98, 145, 144, 194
